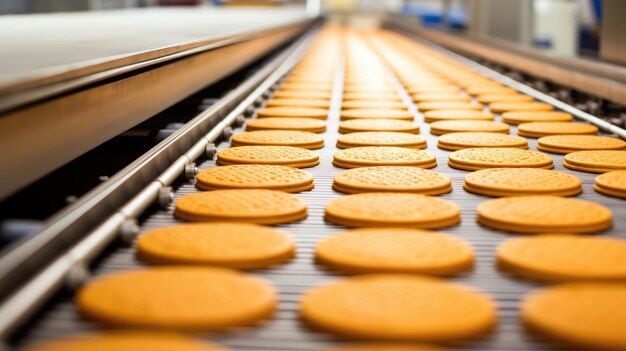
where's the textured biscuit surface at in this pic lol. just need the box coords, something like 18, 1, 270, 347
341, 100, 407, 110
418, 101, 482, 112
538, 135, 626, 154
27, 332, 226, 351
477, 196, 612, 233
316, 228, 473, 275
340, 109, 414, 121
325, 193, 460, 228
595, 170, 626, 198
423, 110, 494, 123
231, 130, 324, 149
337, 132, 426, 149
564, 150, 626, 173
502, 111, 573, 125
518, 122, 598, 138
339, 119, 420, 134
175, 189, 307, 224
300, 275, 496, 341
333, 166, 451, 195
497, 234, 626, 281
333, 147, 436, 169
489, 102, 553, 114
272, 90, 330, 100
137, 223, 295, 268
217, 146, 319, 168
449, 148, 553, 171
77, 267, 276, 330
438, 132, 527, 150
430, 120, 509, 135
196, 164, 313, 192
464, 168, 581, 197
477, 94, 533, 104
264, 99, 330, 109
245, 118, 326, 133
522, 283, 626, 349
256, 107, 328, 119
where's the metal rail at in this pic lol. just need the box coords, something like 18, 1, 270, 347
0, 23, 321, 342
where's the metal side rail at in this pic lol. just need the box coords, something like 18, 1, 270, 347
0, 23, 321, 344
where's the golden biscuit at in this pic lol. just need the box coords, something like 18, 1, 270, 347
321, 344, 441, 351
195, 164, 313, 192
343, 92, 402, 101
343, 86, 397, 94
423, 110, 494, 123
418, 101, 483, 112
217, 146, 319, 168
26, 332, 226, 351
595, 170, 626, 198
501, 111, 573, 125
489, 102, 553, 114
316, 228, 473, 275
256, 107, 328, 120
449, 148, 553, 171
430, 120, 509, 136
77, 267, 275, 330
518, 122, 598, 138
339, 119, 420, 134
413, 93, 470, 103
466, 86, 517, 96
477, 94, 533, 104
537, 135, 626, 154
438, 132, 528, 151
264, 99, 330, 109
231, 130, 324, 149
464, 168, 581, 197
333, 147, 436, 169
477, 196, 612, 233
272, 90, 330, 100
564, 150, 626, 173
333, 166, 451, 195
336, 132, 426, 149
137, 223, 295, 269
522, 282, 626, 349
279, 83, 332, 92
497, 234, 626, 281
245, 117, 326, 133
341, 100, 407, 110
407, 86, 460, 94
300, 275, 496, 341
175, 189, 307, 224
325, 193, 460, 228
340, 109, 413, 121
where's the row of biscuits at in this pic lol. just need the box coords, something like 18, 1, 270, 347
25, 26, 345, 351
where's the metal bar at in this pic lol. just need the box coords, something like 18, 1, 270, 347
388, 26, 626, 140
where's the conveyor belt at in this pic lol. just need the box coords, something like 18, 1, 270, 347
10, 26, 626, 351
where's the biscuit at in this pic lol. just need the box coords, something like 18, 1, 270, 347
476, 195, 612, 233
300, 275, 496, 341
136, 223, 295, 269
407, 86, 460, 94
272, 90, 330, 100
438, 132, 528, 151
522, 282, 626, 349
340, 109, 414, 121
537, 135, 626, 154
264, 99, 330, 109
466, 86, 517, 96
489, 102, 554, 114
430, 120, 509, 135
195, 164, 313, 192
26, 332, 226, 351
333, 147, 436, 169
339, 119, 420, 134
518, 122, 598, 138
449, 148, 553, 171
231, 130, 324, 149
77, 267, 275, 330
316, 228, 473, 275
418, 101, 483, 112
343, 86, 397, 94
497, 234, 626, 281
321, 345, 441, 351
477, 94, 533, 104
502, 111, 573, 125
278, 83, 332, 92
423, 110, 494, 123
343, 92, 402, 101
175, 189, 307, 224
245, 117, 326, 133
325, 193, 460, 228
217, 146, 319, 168
256, 107, 328, 120
595, 170, 626, 198
333, 166, 451, 195
413, 93, 470, 103
464, 168, 581, 197
336, 132, 426, 149
341, 100, 407, 110
564, 150, 626, 173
